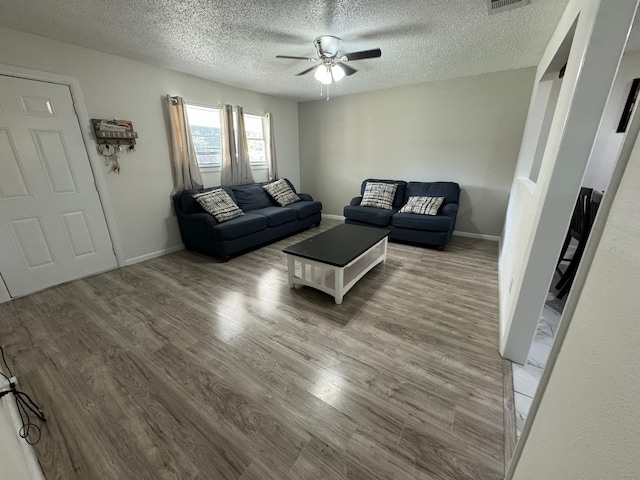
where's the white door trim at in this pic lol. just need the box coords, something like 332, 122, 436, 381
0, 64, 124, 267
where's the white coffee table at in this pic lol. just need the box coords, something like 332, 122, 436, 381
283, 224, 389, 304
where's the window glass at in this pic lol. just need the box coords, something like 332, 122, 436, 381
185, 105, 267, 167
186, 105, 221, 166
244, 113, 267, 165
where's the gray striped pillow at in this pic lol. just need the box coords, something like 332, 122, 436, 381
193, 189, 244, 223
360, 182, 398, 210
263, 179, 301, 206
399, 196, 444, 215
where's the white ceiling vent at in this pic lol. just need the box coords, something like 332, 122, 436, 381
488, 0, 530, 14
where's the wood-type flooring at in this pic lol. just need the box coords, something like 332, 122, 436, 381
0, 220, 507, 479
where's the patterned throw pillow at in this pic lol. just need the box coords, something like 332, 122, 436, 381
399, 196, 445, 216
263, 179, 301, 207
193, 189, 244, 223
360, 182, 398, 210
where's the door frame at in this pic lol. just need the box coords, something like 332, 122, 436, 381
0, 64, 125, 276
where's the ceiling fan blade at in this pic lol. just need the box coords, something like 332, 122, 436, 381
296, 65, 319, 76
342, 48, 382, 61
276, 55, 316, 61
340, 63, 358, 76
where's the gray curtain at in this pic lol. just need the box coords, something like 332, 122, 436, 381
167, 95, 203, 195
235, 106, 255, 185
264, 112, 278, 181
220, 104, 255, 186
220, 104, 237, 186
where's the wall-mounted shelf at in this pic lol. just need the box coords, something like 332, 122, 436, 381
91, 119, 138, 146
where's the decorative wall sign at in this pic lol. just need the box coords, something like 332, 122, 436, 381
92, 119, 137, 173
616, 78, 640, 133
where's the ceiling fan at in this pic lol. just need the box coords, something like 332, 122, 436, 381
276, 35, 382, 85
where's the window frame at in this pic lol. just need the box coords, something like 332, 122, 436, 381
184, 103, 268, 172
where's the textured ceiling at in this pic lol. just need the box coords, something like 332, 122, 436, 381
0, 0, 600, 102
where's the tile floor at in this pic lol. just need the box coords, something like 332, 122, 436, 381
512, 268, 567, 439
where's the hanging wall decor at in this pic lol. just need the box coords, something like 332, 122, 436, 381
92, 119, 138, 173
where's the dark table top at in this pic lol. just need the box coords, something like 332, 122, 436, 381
283, 224, 390, 267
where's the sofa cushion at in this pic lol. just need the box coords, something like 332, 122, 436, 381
250, 206, 298, 227
399, 196, 444, 216
231, 184, 273, 211
263, 179, 301, 206
391, 212, 452, 232
180, 187, 237, 213
210, 213, 268, 241
406, 182, 460, 205
360, 179, 407, 208
361, 182, 397, 209
343, 205, 396, 226
284, 200, 322, 219
193, 189, 244, 223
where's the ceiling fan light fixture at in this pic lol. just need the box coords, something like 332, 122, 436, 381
331, 64, 345, 82
315, 65, 333, 84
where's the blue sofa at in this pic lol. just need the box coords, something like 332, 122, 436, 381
173, 180, 322, 259
343, 179, 460, 249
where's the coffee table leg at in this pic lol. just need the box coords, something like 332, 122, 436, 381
335, 267, 344, 304
287, 255, 295, 288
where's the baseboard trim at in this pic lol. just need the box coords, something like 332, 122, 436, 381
124, 245, 185, 266
322, 214, 346, 221
453, 231, 500, 242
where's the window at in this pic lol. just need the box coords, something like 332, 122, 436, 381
244, 113, 267, 166
185, 104, 267, 168
185, 105, 221, 167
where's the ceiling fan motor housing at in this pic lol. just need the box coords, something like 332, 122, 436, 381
314, 35, 342, 58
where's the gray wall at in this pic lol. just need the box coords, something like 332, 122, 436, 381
511, 123, 640, 480
0, 26, 300, 263
298, 68, 535, 236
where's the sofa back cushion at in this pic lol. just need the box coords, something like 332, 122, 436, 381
231, 184, 274, 211
360, 179, 407, 208
406, 182, 460, 205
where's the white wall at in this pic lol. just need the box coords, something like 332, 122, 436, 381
298, 68, 535, 236
511, 125, 640, 480
0, 373, 44, 479
584, 50, 640, 192
0, 27, 300, 264
498, 0, 637, 363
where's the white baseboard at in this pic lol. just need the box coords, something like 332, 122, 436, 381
322, 214, 346, 221
453, 230, 500, 242
124, 245, 185, 266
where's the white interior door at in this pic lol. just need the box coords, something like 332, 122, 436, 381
0, 75, 117, 298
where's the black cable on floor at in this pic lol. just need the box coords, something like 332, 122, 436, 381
0, 344, 47, 445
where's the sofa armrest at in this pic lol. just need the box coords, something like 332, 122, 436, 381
298, 193, 313, 201
177, 211, 219, 227
441, 202, 458, 219
350, 196, 363, 206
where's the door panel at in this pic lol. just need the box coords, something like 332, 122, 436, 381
0, 128, 31, 199
0, 75, 117, 297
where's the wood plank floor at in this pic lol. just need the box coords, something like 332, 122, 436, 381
0, 220, 506, 480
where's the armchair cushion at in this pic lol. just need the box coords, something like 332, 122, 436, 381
391, 213, 452, 232
343, 205, 397, 226
406, 182, 460, 205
